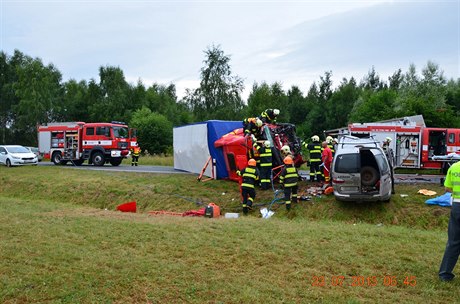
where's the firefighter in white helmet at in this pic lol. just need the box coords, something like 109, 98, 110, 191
259, 109, 280, 124
325, 135, 336, 157
243, 117, 263, 138
305, 135, 322, 182
253, 140, 273, 190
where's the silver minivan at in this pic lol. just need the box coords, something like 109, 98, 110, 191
331, 136, 392, 202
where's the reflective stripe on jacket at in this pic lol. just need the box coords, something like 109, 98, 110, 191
280, 166, 299, 188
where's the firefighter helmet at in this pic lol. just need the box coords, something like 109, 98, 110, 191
273, 109, 280, 116
283, 156, 294, 165
264, 141, 271, 148
281, 145, 291, 154
311, 135, 320, 142
255, 118, 263, 127
248, 159, 257, 166
326, 136, 333, 143
385, 137, 392, 143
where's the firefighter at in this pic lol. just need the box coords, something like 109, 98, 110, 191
382, 137, 396, 194
254, 140, 272, 190
236, 158, 260, 215
131, 145, 141, 166
279, 156, 299, 211
322, 141, 333, 185
259, 109, 280, 124
326, 136, 336, 157
281, 145, 293, 160
439, 160, 460, 281
305, 135, 322, 182
243, 117, 263, 138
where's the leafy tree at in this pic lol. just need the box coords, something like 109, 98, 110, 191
184, 45, 244, 121
12, 55, 63, 145
325, 77, 360, 129
89, 66, 130, 122
361, 66, 385, 91
130, 107, 173, 154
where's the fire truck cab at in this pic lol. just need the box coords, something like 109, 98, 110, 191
38, 121, 137, 166
345, 116, 460, 172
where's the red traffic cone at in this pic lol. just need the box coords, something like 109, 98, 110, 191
117, 201, 137, 213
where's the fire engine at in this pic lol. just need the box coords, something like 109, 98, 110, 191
343, 115, 460, 172
38, 121, 137, 166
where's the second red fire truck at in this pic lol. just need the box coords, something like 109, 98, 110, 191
38, 121, 137, 166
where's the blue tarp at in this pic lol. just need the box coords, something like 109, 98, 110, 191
425, 192, 452, 207
206, 120, 242, 179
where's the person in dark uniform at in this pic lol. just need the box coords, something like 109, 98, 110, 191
439, 160, 460, 281
305, 135, 322, 182
254, 140, 273, 190
237, 159, 260, 215
131, 146, 141, 166
279, 156, 299, 211
259, 109, 280, 124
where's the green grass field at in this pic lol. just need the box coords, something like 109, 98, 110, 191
0, 166, 458, 303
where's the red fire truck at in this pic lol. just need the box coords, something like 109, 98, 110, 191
344, 116, 460, 172
38, 121, 137, 166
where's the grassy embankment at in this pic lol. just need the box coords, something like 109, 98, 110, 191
0, 166, 458, 303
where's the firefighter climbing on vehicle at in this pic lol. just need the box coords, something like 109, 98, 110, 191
305, 135, 322, 182
321, 141, 333, 185
131, 145, 141, 166
253, 140, 272, 190
259, 109, 280, 124
243, 117, 263, 138
279, 156, 299, 211
236, 159, 260, 215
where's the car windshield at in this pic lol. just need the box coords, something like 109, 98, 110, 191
334, 153, 360, 173
7, 146, 30, 153
113, 126, 129, 139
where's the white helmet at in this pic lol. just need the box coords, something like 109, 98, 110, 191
311, 135, 320, 142
326, 136, 333, 143
255, 118, 263, 127
281, 145, 291, 154
264, 141, 271, 148
385, 137, 392, 142
273, 109, 280, 116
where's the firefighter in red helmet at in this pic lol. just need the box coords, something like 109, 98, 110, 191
279, 156, 299, 211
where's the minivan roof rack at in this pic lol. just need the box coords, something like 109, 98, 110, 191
338, 135, 379, 148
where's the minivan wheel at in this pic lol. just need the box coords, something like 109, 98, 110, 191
6, 159, 11, 167
361, 166, 379, 186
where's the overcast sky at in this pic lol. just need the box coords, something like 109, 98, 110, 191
2, 0, 459, 100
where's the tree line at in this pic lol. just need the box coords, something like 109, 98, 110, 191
1, 46, 460, 154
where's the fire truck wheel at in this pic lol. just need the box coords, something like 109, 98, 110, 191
92, 152, 105, 166
52, 152, 63, 165
110, 159, 122, 166
361, 166, 379, 186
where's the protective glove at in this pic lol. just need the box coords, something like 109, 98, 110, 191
251, 134, 257, 142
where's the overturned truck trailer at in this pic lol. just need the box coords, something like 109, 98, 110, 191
174, 121, 304, 182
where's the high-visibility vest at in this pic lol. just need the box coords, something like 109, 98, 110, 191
307, 142, 322, 163
280, 166, 299, 188
239, 167, 260, 189
132, 147, 141, 156
445, 161, 460, 202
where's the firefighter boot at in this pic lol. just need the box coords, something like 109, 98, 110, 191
286, 202, 291, 211
243, 207, 248, 215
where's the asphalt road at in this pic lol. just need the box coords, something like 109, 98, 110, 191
39, 161, 444, 184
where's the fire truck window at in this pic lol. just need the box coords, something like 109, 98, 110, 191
448, 133, 455, 144
86, 128, 94, 136
96, 127, 110, 137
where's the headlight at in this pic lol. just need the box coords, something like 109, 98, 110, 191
11, 155, 20, 159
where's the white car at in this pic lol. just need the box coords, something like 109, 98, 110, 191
0, 145, 38, 167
